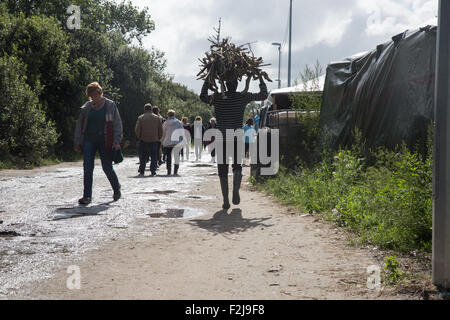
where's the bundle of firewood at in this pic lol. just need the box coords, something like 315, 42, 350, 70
197, 21, 272, 96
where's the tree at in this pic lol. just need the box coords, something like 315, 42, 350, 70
291, 60, 323, 111
288, 60, 324, 165
4, 0, 155, 43
0, 0, 214, 164
109, 45, 156, 143
244, 101, 261, 125
1, 1, 155, 154
0, 55, 58, 165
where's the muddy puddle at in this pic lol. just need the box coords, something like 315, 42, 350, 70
134, 190, 178, 195
148, 209, 185, 218
186, 195, 214, 200
148, 208, 205, 219
190, 164, 215, 168
0, 231, 21, 238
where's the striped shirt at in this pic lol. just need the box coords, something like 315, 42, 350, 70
200, 81, 268, 135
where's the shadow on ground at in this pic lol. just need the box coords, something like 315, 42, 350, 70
188, 209, 273, 235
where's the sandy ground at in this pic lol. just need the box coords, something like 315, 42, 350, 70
1, 156, 436, 300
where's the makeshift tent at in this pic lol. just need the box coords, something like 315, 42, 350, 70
268, 75, 326, 100
318, 26, 436, 153
264, 75, 325, 110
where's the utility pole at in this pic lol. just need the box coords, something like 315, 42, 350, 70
433, 0, 450, 293
288, 0, 292, 87
272, 43, 281, 89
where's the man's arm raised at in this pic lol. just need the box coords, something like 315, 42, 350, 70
200, 80, 214, 105
244, 78, 268, 103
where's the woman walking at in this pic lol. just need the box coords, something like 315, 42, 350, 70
161, 110, 183, 176
193, 116, 205, 162
205, 118, 217, 163
153, 106, 166, 166
243, 118, 256, 161
74, 82, 123, 205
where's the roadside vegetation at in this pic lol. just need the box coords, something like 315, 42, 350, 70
252, 132, 432, 254
251, 62, 433, 255
0, 0, 213, 169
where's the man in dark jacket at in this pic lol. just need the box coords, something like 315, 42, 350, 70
135, 104, 163, 176
200, 77, 268, 210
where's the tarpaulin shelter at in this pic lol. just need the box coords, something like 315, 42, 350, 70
266, 74, 326, 107
318, 26, 436, 153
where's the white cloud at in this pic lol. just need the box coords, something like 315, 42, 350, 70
357, 0, 437, 36
312, 11, 353, 47
134, 0, 217, 79
129, 0, 438, 94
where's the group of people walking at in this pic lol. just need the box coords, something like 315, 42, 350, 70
135, 104, 222, 176
74, 76, 267, 210
135, 105, 186, 177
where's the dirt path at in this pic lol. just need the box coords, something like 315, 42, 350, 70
3, 158, 428, 300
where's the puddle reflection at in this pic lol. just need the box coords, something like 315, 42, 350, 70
52, 203, 111, 221
147, 208, 205, 219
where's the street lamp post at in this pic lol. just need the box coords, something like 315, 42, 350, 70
272, 42, 281, 89
288, 0, 292, 87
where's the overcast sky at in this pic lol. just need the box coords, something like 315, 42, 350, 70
130, 0, 438, 94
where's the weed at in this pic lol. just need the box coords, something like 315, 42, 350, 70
383, 256, 404, 285
252, 133, 433, 253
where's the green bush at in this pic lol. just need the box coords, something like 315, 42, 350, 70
253, 59, 432, 254
0, 55, 59, 166
0, 1, 211, 164
383, 256, 405, 284
253, 138, 433, 253
334, 144, 432, 252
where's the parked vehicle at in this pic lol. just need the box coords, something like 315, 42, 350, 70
252, 83, 322, 176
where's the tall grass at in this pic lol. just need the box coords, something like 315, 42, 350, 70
252, 133, 433, 253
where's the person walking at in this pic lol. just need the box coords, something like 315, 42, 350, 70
205, 118, 217, 163
200, 77, 267, 210
254, 114, 260, 132
193, 116, 205, 162
161, 110, 183, 176
181, 117, 192, 162
243, 118, 256, 161
135, 104, 163, 177
74, 82, 123, 205
153, 106, 166, 166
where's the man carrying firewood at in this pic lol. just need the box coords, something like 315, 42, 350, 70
200, 77, 268, 210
